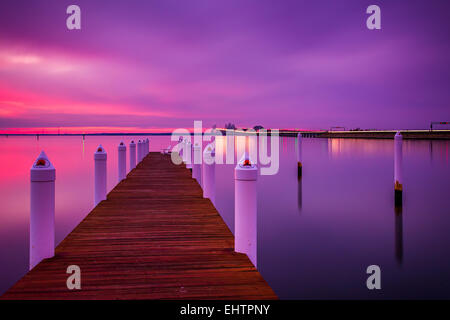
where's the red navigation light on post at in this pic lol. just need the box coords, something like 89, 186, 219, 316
35, 159, 47, 167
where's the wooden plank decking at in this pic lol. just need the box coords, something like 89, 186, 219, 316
1, 152, 276, 300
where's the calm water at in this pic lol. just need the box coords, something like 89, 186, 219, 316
0, 135, 449, 299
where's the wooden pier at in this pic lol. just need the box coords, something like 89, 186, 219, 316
1, 152, 276, 300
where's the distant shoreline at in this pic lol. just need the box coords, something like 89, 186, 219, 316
0, 133, 174, 136
1, 129, 450, 140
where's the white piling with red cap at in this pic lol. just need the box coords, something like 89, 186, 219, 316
129, 140, 136, 170
118, 141, 126, 182
193, 143, 202, 186
234, 152, 258, 267
394, 131, 403, 207
30, 151, 55, 270
297, 132, 303, 178
202, 146, 215, 202
94, 145, 107, 206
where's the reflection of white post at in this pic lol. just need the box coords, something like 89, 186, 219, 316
297, 133, 302, 178
202, 146, 215, 202
226, 134, 235, 164
129, 140, 136, 170
234, 153, 258, 267
193, 143, 202, 186
30, 151, 55, 270
94, 145, 107, 206
394, 131, 403, 207
118, 141, 126, 182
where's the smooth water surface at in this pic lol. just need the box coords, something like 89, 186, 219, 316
0, 135, 449, 299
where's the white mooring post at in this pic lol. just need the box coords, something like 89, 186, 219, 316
234, 152, 258, 267
297, 132, 303, 178
142, 138, 146, 158
146, 138, 150, 155
30, 151, 55, 270
193, 143, 202, 186
137, 140, 142, 163
394, 131, 403, 207
202, 146, 215, 202
118, 141, 126, 182
129, 140, 136, 170
94, 145, 107, 206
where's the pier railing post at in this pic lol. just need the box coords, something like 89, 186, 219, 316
297, 133, 302, 178
118, 141, 126, 182
129, 140, 136, 170
394, 131, 403, 207
94, 145, 107, 206
30, 151, 55, 270
234, 153, 258, 267
193, 143, 202, 186
202, 146, 215, 202
145, 138, 150, 155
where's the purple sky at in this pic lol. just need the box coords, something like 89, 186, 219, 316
0, 0, 449, 132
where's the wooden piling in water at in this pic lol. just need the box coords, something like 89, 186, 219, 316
394, 132, 403, 208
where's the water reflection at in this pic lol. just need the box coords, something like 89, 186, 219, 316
328, 138, 392, 158
395, 207, 403, 265
429, 140, 433, 162
2, 135, 450, 298
82, 137, 85, 159
297, 176, 303, 213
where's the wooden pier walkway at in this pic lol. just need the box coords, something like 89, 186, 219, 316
1, 152, 276, 300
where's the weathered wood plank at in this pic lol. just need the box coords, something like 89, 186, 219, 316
1, 152, 276, 300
